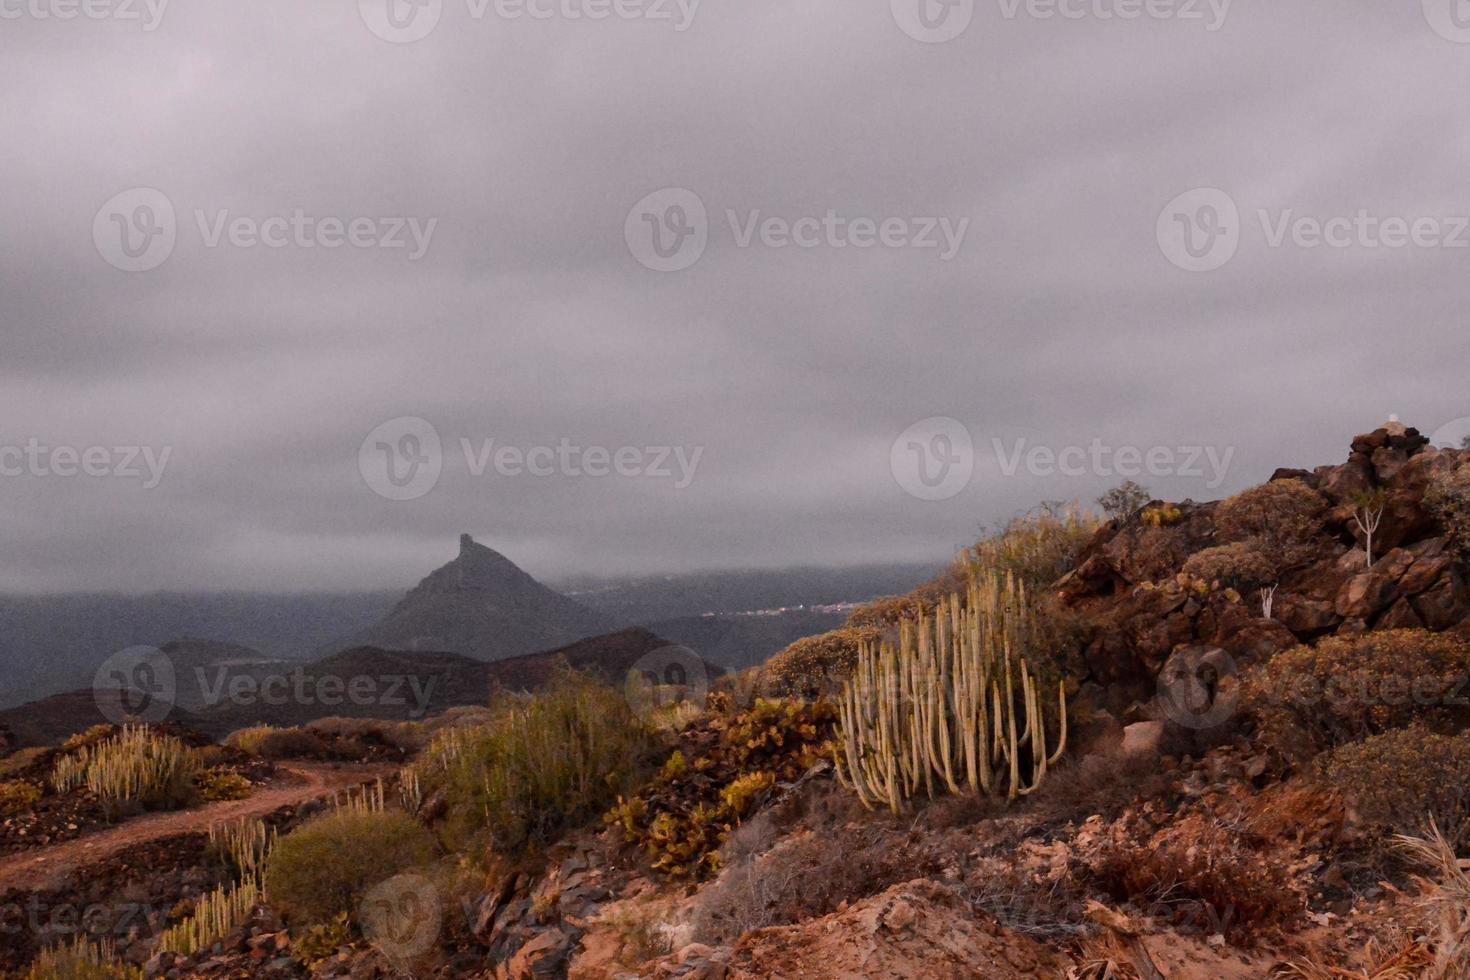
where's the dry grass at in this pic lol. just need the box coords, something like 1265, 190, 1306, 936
1397, 824, 1470, 977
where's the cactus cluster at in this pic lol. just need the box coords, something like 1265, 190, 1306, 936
208, 816, 277, 883
51, 725, 201, 810
21, 937, 141, 980
157, 878, 261, 957
834, 573, 1067, 812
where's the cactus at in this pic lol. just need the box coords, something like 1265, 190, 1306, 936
834, 573, 1067, 812
208, 816, 277, 883
157, 878, 261, 956
51, 725, 200, 809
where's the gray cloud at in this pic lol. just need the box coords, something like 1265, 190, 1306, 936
1, 0, 1467, 591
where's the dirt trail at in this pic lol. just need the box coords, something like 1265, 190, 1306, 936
0, 763, 394, 893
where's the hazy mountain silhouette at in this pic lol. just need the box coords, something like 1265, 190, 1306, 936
325, 535, 613, 661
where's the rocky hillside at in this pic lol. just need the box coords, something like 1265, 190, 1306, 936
328, 536, 613, 661
1057, 422, 1470, 713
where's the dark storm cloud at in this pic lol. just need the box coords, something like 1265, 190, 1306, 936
1, 0, 1468, 591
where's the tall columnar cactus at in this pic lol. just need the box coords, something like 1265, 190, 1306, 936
834, 573, 1067, 812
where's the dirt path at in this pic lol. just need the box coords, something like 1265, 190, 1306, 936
0, 762, 395, 893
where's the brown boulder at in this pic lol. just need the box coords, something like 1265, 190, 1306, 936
1376, 598, 1425, 630
1400, 555, 1451, 595
1335, 570, 1399, 620
1318, 457, 1374, 505
1274, 594, 1339, 635
1413, 572, 1470, 631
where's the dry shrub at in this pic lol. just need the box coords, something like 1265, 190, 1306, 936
1243, 629, 1470, 760
1396, 824, 1470, 976
0, 747, 50, 778
1182, 542, 1279, 591
1318, 727, 1470, 852
264, 809, 438, 927
1427, 461, 1470, 558
759, 627, 876, 697
1272, 938, 1434, 979
1084, 811, 1301, 937
1215, 479, 1327, 569
1024, 748, 1177, 826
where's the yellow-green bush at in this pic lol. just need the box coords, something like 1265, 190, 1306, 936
1140, 503, 1183, 527
1317, 727, 1470, 851
264, 809, 438, 927
51, 726, 200, 810
1243, 630, 1470, 759
223, 726, 276, 756
21, 937, 141, 980
760, 627, 877, 697
608, 698, 836, 878
60, 725, 115, 754
412, 671, 651, 854
197, 770, 252, 802
290, 913, 353, 966
0, 780, 42, 815
846, 508, 1100, 631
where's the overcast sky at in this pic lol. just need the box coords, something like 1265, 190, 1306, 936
1, 0, 1468, 592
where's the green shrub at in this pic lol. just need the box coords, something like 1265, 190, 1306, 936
223, 726, 277, 756
608, 698, 837, 878
412, 672, 651, 855
291, 913, 353, 966
1318, 727, 1470, 851
760, 627, 876, 697
1427, 461, 1470, 557
1214, 479, 1326, 568
264, 809, 438, 927
0, 780, 43, 815
197, 770, 252, 802
51, 726, 200, 810
1243, 630, 1470, 759
1181, 542, 1278, 591
21, 937, 141, 980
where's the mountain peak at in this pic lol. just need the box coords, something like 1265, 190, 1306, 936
330, 536, 613, 661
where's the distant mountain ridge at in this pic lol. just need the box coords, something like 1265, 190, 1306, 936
326, 535, 613, 661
